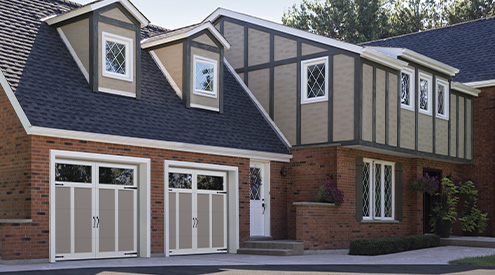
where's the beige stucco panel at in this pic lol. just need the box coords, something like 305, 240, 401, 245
274, 35, 297, 61
274, 63, 297, 145
435, 119, 449, 155
248, 69, 270, 113
466, 99, 472, 159
362, 64, 373, 142
375, 69, 386, 144
450, 94, 457, 157
101, 8, 133, 24
400, 109, 415, 150
301, 102, 328, 144
388, 74, 398, 146
153, 43, 183, 91
224, 21, 244, 69
61, 18, 90, 73
192, 34, 218, 48
333, 54, 354, 141
248, 28, 270, 66
458, 96, 465, 158
302, 43, 326, 56
190, 46, 220, 110
418, 114, 433, 153
98, 22, 136, 95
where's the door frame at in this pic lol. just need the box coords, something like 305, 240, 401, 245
249, 161, 271, 237
49, 150, 151, 263
164, 160, 239, 257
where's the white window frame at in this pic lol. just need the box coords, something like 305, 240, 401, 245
436, 79, 450, 120
400, 68, 415, 111
362, 158, 395, 221
102, 32, 133, 82
301, 56, 329, 104
418, 72, 433, 115
193, 55, 218, 98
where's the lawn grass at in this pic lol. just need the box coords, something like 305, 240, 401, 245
449, 255, 495, 266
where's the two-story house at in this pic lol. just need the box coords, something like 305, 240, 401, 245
0, 0, 483, 262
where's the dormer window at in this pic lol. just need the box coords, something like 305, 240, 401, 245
102, 32, 133, 82
193, 55, 218, 98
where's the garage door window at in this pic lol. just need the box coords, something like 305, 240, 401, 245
55, 163, 92, 183
169, 173, 192, 189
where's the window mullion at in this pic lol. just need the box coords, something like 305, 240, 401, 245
381, 163, 385, 219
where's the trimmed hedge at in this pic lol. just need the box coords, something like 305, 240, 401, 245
349, 235, 440, 255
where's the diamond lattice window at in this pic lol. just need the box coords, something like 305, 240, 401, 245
362, 159, 395, 220
420, 79, 429, 111
401, 72, 411, 106
105, 40, 126, 75
301, 57, 328, 103
362, 162, 370, 217
437, 84, 445, 115
195, 62, 214, 92
250, 168, 262, 200
307, 63, 326, 99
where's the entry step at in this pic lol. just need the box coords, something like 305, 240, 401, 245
440, 236, 495, 248
238, 240, 304, 256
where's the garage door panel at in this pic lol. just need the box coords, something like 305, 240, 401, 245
55, 187, 71, 254
74, 187, 93, 254
118, 190, 135, 252
212, 194, 225, 248
98, 189, 115, 252
197, 194, 210, 249
169, 193, 177, 250
179, 193, 193, 250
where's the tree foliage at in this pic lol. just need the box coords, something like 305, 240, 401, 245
282, 0, 495, 43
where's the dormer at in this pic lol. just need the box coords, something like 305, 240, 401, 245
142, 23, 231, 112
44, 0, 149, 98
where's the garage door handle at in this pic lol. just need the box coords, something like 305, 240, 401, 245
96, 216, 100, 228
93, 216, 95, 228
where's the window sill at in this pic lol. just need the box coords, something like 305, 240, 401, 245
400, 105, 414, 112
301, 98, 328, 105
193, 90, 218, 99
293, 202, 336, 207
436, 115, 449, 121
361, 220, 399, 224
418, 110, 432, 116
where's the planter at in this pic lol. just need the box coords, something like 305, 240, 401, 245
435, 220, 451, 238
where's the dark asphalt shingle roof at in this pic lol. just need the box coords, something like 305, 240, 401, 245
363, 17, 495, 83
0, 0, 289, 155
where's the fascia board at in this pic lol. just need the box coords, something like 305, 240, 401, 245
361, 48, 408, 70
452, 81, 480, 97
0, 70, 32, 134
30, 126, 293, 162
402, 49, 459, 76
464, 79, 495, 88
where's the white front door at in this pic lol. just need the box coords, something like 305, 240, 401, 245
250, 162, 269, 237
54, 161, 138, 261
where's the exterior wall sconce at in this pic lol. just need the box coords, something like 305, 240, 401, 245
280, 167, 288, 177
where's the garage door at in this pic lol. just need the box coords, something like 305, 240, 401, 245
168, 168, 227, 255
54, 160, 137, 261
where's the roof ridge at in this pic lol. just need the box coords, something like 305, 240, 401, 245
363, 15, 495, 45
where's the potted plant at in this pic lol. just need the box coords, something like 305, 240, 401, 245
314, 180, 344, 206
429, 178, 459, 238
458, 181, 488, 235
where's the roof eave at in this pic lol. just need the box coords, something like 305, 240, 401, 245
361, 48, 408, 71
463, 79, 495, 88
452, 81, 481, 97
44, 0, 150, 27
401, 49, 459, 76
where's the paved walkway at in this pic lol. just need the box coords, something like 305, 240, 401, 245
0, 246, 494, 273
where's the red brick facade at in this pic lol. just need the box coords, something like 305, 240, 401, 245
464, 86, 495, 236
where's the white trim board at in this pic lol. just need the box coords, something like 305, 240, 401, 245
0, 69, 32, 134
452, 81, 481, 97
31, 126, 292, 162
142, 22, 231, 50
224, 58, 292, 148
57, 28, 90, 83
463, 79, 495, 89
44, 0, 150, 27
204, 8, 407, 71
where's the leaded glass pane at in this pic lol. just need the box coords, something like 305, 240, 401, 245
362, 162, 371, 217
420, 79, 429, 110
55, 163, 91, 183
307, 63, 326, 98
384, 165, 393, 218
195, 61, 214, 92
401, 73, 410, 105
437, 84, 445, 115
374, 163, 382, 218
105, 40, 126, 75
197, 175, 224, 190
99, 167, 134, 185
250, 168, 262, 200
169, 173, 192, 189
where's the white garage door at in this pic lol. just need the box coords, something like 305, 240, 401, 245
168, 168, 227, 255
54, 160, 137, 261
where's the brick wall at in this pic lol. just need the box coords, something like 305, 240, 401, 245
464, 86, 495, 236
289, 145, 463, 249
0, 133, 292, 260
0, 86, 31, 219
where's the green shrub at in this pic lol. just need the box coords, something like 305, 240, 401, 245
349, 235, 440, 255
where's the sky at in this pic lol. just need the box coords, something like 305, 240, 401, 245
77, 0, 300, 29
